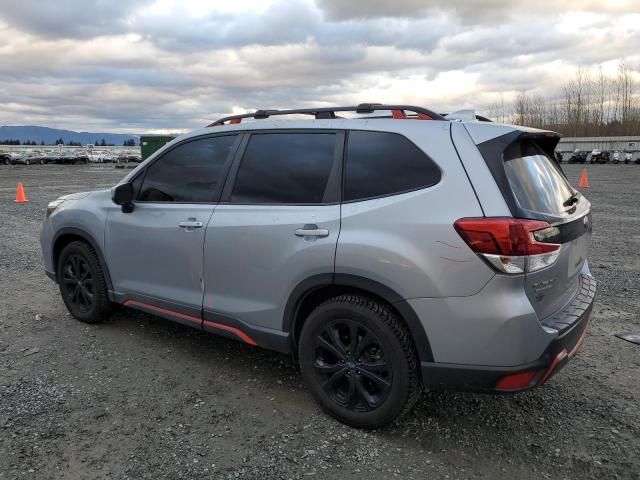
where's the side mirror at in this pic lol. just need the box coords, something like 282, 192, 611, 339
112, 183, 134, 213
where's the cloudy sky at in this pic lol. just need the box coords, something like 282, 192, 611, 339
0, 0, 639, 133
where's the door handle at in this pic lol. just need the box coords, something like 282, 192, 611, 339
178, 221, 203, 229
295, 224, 329, 238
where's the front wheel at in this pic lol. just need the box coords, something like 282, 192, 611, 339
57, 241, 113, 323
299, 295, 421, 428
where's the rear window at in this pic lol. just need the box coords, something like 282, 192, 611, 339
503, 141, 575, 215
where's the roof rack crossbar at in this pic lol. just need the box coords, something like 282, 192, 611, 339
208, 103, 447, 126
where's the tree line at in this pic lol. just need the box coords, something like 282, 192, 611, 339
485, 62, 639, 137
0, 139, 44, 145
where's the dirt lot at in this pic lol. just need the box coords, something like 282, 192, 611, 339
0, 163, 638, 480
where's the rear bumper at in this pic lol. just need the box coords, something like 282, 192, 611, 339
422, 274, 596, 392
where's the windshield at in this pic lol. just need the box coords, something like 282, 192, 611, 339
503, 141, 575, 216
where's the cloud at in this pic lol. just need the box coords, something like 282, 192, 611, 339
0, 0, 154, 39
315, 0, 640, 23
0, 0, 638, 132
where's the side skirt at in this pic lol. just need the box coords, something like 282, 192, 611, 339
203, 310, 290, 354
119, 294, 289, 352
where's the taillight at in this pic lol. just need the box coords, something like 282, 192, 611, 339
454, 217, 561, 274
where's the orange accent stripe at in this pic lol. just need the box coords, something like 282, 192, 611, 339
541, 349, 568, 384
123, 300, 257, 346
124, 300, 201, 324
203, 320, 257, 346
568, 316, 591, 358
541, 315, 591, 384
391, 109, 432, 121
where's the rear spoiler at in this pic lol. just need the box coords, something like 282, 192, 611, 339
519, 131, 562, 159
476, 130, 566, 222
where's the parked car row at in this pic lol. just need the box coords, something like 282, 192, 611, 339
559, 150, 639, 164
1, 150, 141, 165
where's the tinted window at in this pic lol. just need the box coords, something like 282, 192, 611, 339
344, 131, 441, 201
138, 135, 236, 202
504, 141, 575, 215
231, 133, 336, 204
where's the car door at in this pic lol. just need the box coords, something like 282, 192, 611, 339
105, 134, 239, 323
202, 131, 343, 348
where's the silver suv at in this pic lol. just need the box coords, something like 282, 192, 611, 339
40, 104, 596, 428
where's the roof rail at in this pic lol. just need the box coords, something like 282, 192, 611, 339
207, 103, 447, 127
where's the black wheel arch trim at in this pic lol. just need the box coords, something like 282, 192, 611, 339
283, 273, 434, 363
52, 227, 114, 299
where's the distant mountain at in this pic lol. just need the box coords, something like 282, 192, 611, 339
0, 125, 139, 145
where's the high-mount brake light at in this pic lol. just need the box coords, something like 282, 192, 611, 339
454, 217, 561, 274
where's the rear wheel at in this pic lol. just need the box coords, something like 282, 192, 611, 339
57, 241, 113, 323
299, 294, 421, 428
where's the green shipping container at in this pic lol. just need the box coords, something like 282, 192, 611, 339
140, 135, 175, 161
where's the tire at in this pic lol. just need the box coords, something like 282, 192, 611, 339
57, 241, 113, 323
299, 294, 421, 429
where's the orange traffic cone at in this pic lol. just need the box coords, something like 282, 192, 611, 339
14, 182, 29, 203
578, 168, 589, 188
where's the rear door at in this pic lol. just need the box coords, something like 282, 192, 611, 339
105, 134, 239, 320
202, 131, 343, 346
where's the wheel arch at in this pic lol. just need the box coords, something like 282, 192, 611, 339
52, 227, 114, 295
284, 273, 434, 363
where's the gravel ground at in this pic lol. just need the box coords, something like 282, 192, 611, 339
0, 163, 638, 480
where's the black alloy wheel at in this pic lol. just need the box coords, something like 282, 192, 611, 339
61, 253, 95, 314
312, 319, 392, 412
57, 241, 113, 323
299, 295, 421, 428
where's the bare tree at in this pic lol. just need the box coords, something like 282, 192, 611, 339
482, 62, 639, 136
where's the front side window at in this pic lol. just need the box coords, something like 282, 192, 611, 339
138, 135, 236, 202
344, 130, 441, 202
231, 133, 337, 204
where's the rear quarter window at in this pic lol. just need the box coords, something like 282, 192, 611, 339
344, 130, 441, 202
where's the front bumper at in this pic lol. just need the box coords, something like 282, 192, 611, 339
421, 274, 596, 392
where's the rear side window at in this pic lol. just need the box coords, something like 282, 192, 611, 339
344, 130, 441, 201
138, 135, 236, 202
231, 133, 337, 204
503, 141, 575, 215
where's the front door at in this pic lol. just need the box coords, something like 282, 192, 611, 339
105, 134, 239, 321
